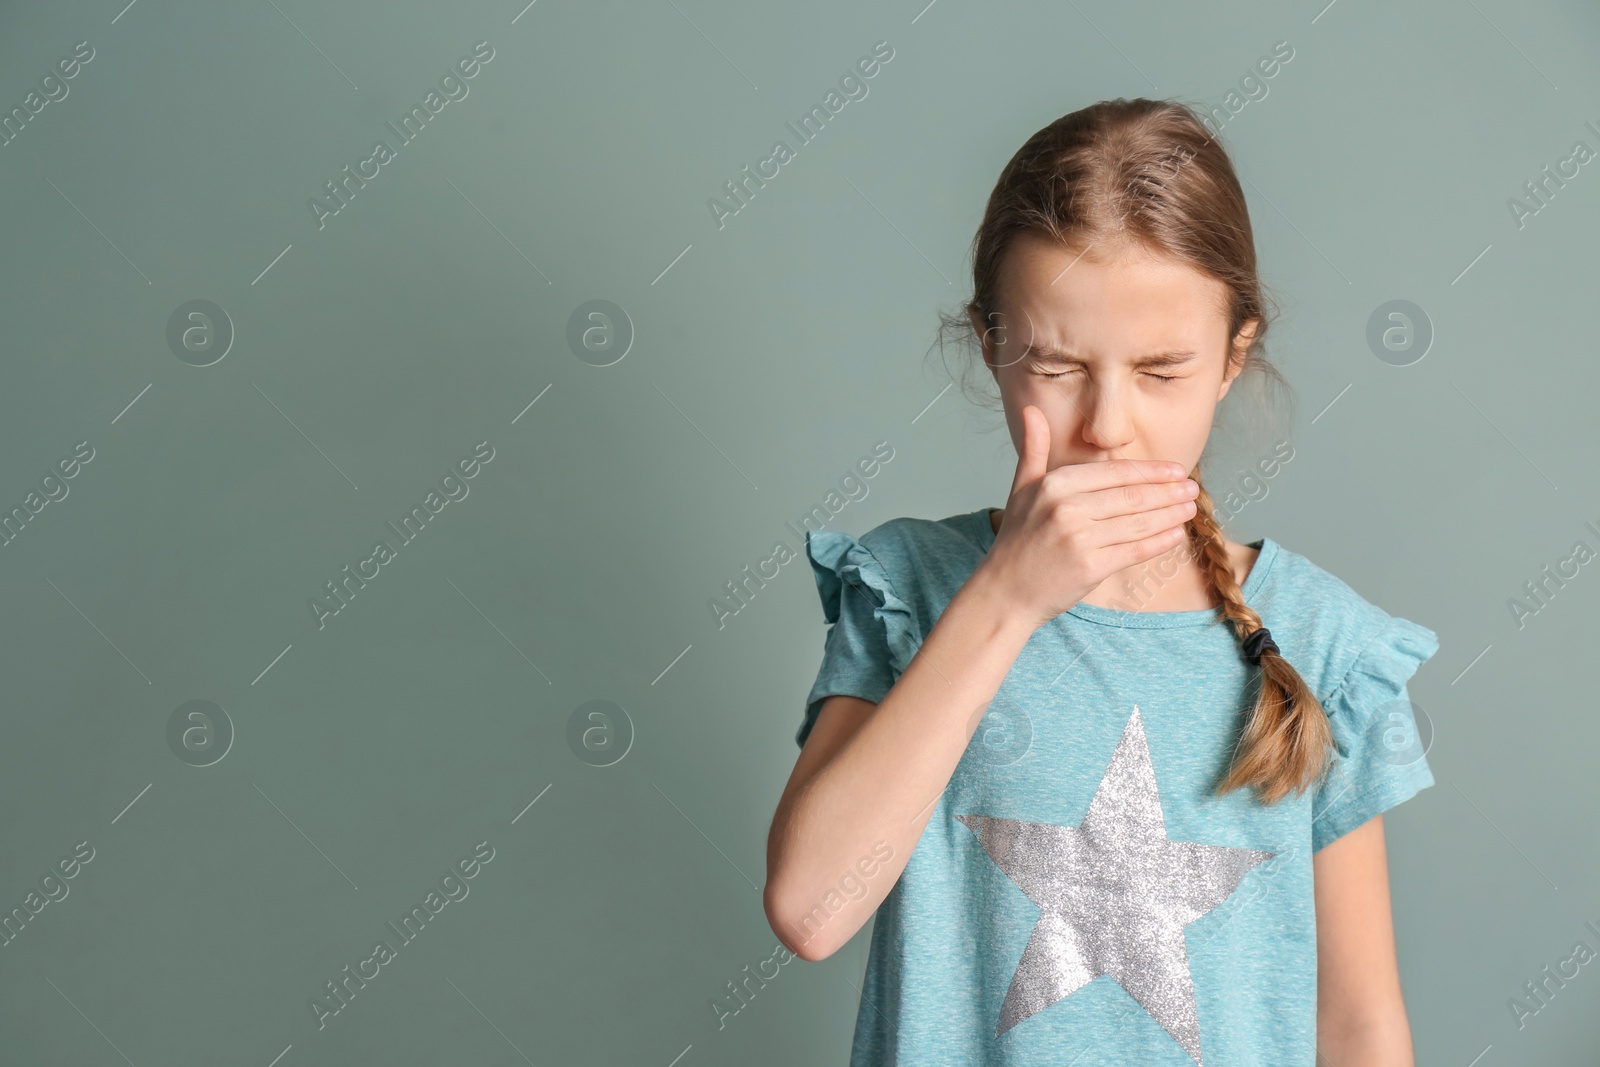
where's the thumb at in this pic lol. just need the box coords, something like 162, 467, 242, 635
1009, 405, 1051, 500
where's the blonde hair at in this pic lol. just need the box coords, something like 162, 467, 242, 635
938, 97, 1330, 804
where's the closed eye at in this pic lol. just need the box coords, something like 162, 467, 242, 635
1038, 369, 1182, 382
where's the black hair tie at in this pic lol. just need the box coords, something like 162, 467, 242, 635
1241, 626, 1278, 665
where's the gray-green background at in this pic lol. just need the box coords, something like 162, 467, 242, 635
1, 0, 1596, 1063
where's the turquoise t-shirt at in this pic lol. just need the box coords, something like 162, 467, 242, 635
796, 506, 1438, 1067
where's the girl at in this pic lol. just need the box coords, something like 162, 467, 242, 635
764, 98, 1436, 1066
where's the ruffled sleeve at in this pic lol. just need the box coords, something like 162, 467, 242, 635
795, 528, 922, 749
1311, 614, 1440, 852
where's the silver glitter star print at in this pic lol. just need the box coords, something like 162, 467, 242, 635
956, 705, 1275, 1066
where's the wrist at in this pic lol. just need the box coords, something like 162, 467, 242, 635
955, 564, 1043, 646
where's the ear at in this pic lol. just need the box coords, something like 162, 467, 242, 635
1218, 317, 1259, 400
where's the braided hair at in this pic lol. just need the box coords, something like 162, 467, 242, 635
936, 97, 1335, 802
1187, 469, 1331, 803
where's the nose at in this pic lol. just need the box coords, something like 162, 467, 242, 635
1078, 380, 1135, 453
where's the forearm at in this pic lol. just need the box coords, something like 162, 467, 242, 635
767, 566, 1037, 960
1316, 1008, 1414, 1067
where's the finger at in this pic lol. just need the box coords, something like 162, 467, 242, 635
1075, 475, 1198, 521
1091, 498, 1199, 547
1009, 405, 1051, 500
1099, 524, 1193, 574
1053, 456, 1191, 496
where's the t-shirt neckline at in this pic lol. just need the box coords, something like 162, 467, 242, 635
972, 507, 1279, 629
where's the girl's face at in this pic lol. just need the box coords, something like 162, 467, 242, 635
972, 232, 1256, 478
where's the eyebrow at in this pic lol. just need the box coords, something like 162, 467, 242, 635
1022, 346, 1198, 370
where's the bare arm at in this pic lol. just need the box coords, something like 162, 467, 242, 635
763, 566, 1037, 961
1314, 815, 1416, 1066
764, 409, 1199, 963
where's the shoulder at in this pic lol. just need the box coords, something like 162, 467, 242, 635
853, 509, 986, 565
805, 509, 987, 612
1258, 538, 1441, 705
